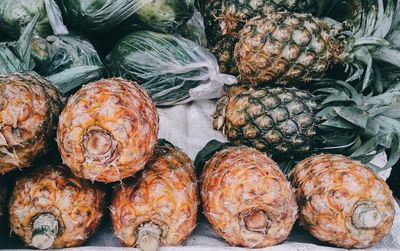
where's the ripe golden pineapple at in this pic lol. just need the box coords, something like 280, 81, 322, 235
289, 154, 395, 248
235, 1, 397, 86
57, 78, 159, 183
0, 73, 64, 174
213, 82, 400, 168
199, 143, 298, 248
9, 165, 105, 249
111, 141, 198, 251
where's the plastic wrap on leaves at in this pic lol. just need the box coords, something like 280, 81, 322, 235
0, 15, 38, 74
58, 0, 194, 33
0, 0, 67, 39
178, 9, 208, 47
106, 30, 237, 106
32, 34, 103, 76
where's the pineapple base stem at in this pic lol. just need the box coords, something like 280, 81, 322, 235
239, 208, 271, 234
136, 222, 162, 251
352, 201, 382, 229
31, 213, 59, 250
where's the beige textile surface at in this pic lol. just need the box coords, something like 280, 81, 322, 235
1, 100, 399, 250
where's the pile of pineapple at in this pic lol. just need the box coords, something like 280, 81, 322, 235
0, 0, 400, 250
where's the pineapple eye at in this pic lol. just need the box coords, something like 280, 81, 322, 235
264, 129, 283, 144
254, 115, 274, 130
272, 24, 292, 42
243, 124, 258, 138
309, 37, 327, 54
278, 120, 298, 136
292, 29, 312, 46
287, 100, 305, 115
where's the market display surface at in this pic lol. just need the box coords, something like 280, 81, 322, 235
1, 0, 400, 250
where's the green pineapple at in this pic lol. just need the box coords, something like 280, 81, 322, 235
213, 80, 400, 169
202, 0, 363, 75
235, 0, 398, 89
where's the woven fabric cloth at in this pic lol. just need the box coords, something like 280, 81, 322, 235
1, 100, 398, 250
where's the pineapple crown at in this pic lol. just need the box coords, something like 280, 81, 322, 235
313, 78, 400, 171
338, 0, 399, 91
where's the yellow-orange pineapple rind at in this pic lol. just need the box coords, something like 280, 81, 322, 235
57, 78, 159, 183
201, 146, 298, 248
289, 154, 395, 249
111, 145, 198, 247
8, 166, 105, 248
0, 73, 64, 174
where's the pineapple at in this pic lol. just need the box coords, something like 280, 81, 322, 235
289, 154, 395, 248
199, 142, 298, 248
111, 140, 198, 251
213, 81, 400, 168
202, 0, 363, 76
203, 0, 308, 75
235, 0, 398, 87
0, 73, 64, 174
8, 165, 105, 249
57, 78, 159, 183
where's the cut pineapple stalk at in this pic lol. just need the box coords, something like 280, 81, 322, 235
136, 222, 162, 251
352, 201, 382, 229
31, 214, 59, 250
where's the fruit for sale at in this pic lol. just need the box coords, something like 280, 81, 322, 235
0, 0, 67, 39
58, 0, 194, 33
213, 80, 400, 169
235, 0, 398, 87
289, 154, 395, 248
57, 78, 159, 183
198, 141, 298, 248
9, 165, 105, 249
111, 140, 198, 250
106, 30, 236, 106
202, 0, 363, 75
0, 73, 64, 174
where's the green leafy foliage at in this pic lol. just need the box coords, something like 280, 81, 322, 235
313, 79, 400, 170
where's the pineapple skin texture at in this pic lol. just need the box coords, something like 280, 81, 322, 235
201, 146, 298, 248
213, 85, 318, 156
203, 0, 308, 75
111, 144, 198, 247
235, 12, 335, 86
57, 78, 159, 183
8, 166, 105, 249
0, 73, 64, 174
289, 154, 395, 248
